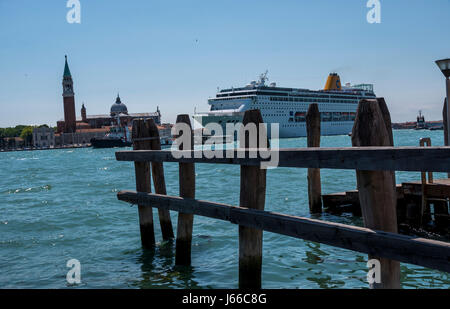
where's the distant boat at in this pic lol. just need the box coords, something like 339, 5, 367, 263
91, 138, 132, 148
160, 136, 173, 149
415, 110, 427, 130
91, 115, 132, 148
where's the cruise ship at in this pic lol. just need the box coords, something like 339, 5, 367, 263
193, 72, 376, 138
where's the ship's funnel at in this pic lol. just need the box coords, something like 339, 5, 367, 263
324, 73, 342, 91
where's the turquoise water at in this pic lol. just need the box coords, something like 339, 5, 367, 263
0, 130, 449, 289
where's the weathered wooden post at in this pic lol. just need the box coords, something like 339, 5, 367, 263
351, 99, 401, 289
147, 119, 174, 240
419, 138, 433, 225
175, 114, 195, 266
377, 98, 394, 146
306, 103, 322, 213
238, 109, 267, 289
132, 119, 156, 249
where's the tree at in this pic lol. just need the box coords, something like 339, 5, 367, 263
0, 125, 26, 138
20, 126, 34, 146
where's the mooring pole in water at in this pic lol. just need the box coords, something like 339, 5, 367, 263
132, 119, 156, 249
352, 99, 401, 289
175, 114, 196, 266
238, 109, 267, 289
306, 103, 322, 214
147, 119, 174, 240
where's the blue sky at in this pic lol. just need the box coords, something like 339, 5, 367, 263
0, 0, 449, 127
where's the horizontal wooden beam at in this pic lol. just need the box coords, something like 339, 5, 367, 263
117, 190, 450, 273
115, 147, 450, 172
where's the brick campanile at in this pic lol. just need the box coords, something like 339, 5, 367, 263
62, 55, 76, 133
81, 103, 87, 122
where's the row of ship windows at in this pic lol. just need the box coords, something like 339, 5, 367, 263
212, 112, 356, 124
282, 122, 351, 127
269, 97, 358, 104
217, 119, 239, 124
210, 100, 357, 111
210, 95, 358, 104
289, 111, 356, 122
255, 103, 355, 109
262, 112, 356, 122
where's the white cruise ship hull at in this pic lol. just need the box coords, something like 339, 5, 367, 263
193, 73, 375, 139
194, 112, 355, 138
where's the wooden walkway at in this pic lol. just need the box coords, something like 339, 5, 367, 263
403, 178, 450, 198
323, 180, 449, 233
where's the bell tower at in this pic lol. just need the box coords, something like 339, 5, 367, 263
81, 103, 87, 122
62, 55, 76, 133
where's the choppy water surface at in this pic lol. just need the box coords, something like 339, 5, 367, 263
0, 130, 449, 288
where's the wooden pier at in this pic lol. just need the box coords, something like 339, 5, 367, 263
323, 155, 449, 235
115, 99, 450, 289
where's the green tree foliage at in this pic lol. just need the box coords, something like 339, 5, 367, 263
0, 125, 27, 138
0, 125, 53, 148
0, 124, 52, 138
20, 126, 34, 146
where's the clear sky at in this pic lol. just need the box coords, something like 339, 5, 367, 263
0, 0, 449, 127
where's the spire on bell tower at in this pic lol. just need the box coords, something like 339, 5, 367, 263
63, 55, 72, 78
62, 56, 74, 97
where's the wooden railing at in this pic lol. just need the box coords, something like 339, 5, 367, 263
116, 100, 450, 289
116, 146, 450, 172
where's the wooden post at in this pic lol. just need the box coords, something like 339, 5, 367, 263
444, 99, 449, 178
175, 114, 195, 266
132, 119, 155, 249
147, 119, 174, 240
239, 109, 267, 289
377, 98, 394, 147
351, 99, 401, 289
419, 138, 433, 225
306, 103, 322, 213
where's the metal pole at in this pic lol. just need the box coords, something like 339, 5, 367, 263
446, 77, 450, 179
446, 77, 450, 146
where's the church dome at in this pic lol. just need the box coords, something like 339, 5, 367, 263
110, 94, 128, 116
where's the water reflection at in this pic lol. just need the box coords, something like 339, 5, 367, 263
132, 241, 200, 289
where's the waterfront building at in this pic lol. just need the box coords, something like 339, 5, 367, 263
1, 137, 24, 150
32, 127, 55, 148
71, 95, 161, 129
55, 129, 109, 146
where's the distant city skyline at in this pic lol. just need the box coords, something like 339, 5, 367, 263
1, 0, 449, 127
